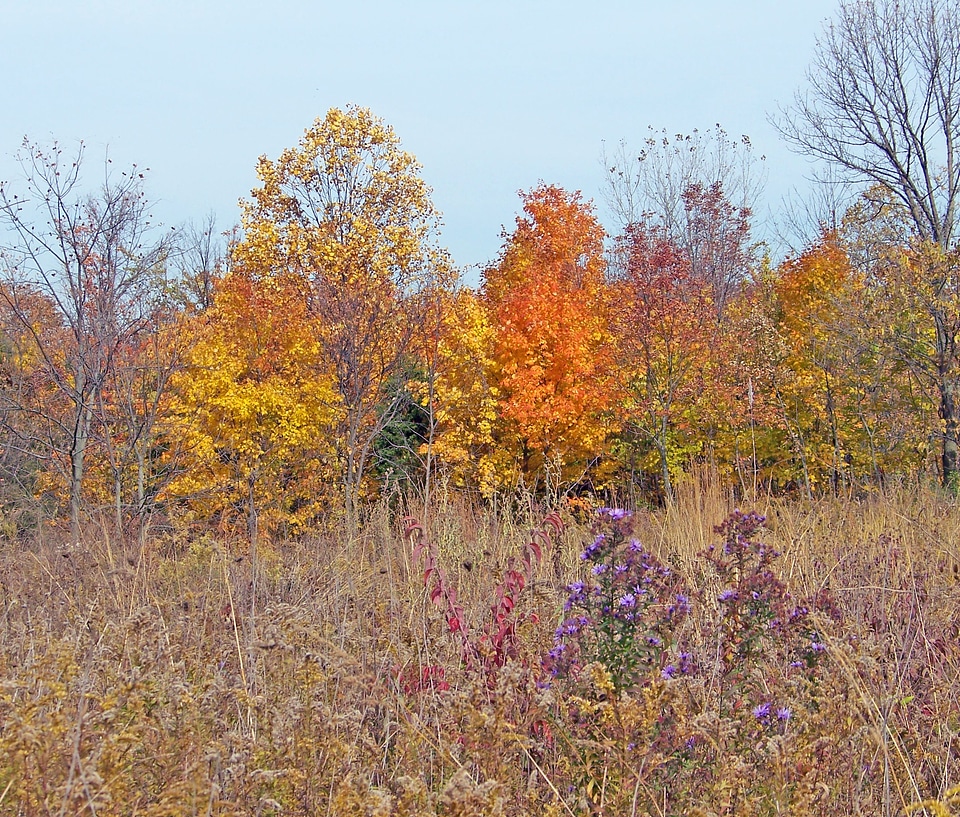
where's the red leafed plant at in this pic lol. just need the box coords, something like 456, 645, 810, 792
403, 511, 563, 681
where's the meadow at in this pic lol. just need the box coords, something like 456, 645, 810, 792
2, 476, 959, 816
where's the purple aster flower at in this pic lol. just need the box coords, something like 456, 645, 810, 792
662, 664, 678, 679
753, 702, 772, 720
776, 707, 791, 722
719, 588, 739, 602
617, 593, 636, 608
580, 534, 606, 560
601, 507, 630, 520
790, 605, 809, 623
674, 593, 690, 613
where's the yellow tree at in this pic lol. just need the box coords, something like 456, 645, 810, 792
771, 233, 862, 492
423, 288, 514, 495
166, 269, 337, 545
483, 185, 613, 495
234, 106, 453, 526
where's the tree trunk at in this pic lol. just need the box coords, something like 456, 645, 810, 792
939, 375, 959, 489
69, 402, 92, 543
658, 415, 673, 503
936, 307, 959, 489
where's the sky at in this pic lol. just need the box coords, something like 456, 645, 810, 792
1, 0, 841, 281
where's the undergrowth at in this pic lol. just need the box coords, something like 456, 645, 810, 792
1, 481, 959, 815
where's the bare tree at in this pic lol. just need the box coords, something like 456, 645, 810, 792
603, 126, 763, 318
773, 167, 860, 255
775, 0, 960, 485
0, 140, 170, 540
176, 211, 228, 311
604, 125, 764, 229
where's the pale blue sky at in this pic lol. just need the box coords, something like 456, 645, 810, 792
1, 0, 839, 278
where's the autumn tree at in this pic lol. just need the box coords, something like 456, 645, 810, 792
422, 287, 512, 496
604, 125, 760, 319
166, 269, 337, 546
0, 141, 170, 540
776, 0, 960, 485
483, 185, 613, 495
769, 233, 867, 491
94, 293, 188, 540
0, 285, 65, 532
609, 223, 718, 501
234, 106, 454, 527
841, 191, 949, 478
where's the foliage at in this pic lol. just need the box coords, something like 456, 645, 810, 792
371, 360, 432, 493
423, 288, 513, 496
483, 185, 614, 495
165, 268, 338, 540
404, 509, 563, 681
234, 105, 455, 524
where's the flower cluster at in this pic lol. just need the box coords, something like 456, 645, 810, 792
545, 507, 691, 692
702, 508, 843, 733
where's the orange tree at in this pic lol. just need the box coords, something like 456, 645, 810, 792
482, 185, 614, 496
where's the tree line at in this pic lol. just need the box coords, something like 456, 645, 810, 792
1, 0, 958, 543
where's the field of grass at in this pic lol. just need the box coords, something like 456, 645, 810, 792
2, 477, 959, 815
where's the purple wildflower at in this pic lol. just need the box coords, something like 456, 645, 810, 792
601, 507, 630, 520
580, 534, 606, 561
753, 702, 772, 720
669, 593, 691, 618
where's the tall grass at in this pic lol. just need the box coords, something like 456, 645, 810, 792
1, 478, 958, 815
